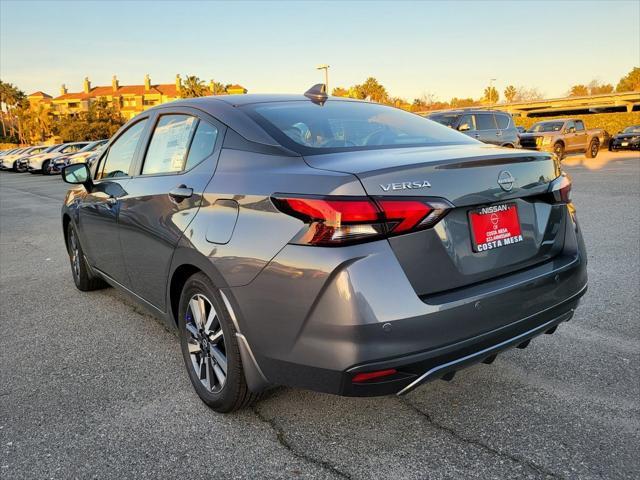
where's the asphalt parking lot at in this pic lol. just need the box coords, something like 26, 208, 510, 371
1, 150, 639, 480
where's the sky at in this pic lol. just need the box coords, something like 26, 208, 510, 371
1, 0, 638, 101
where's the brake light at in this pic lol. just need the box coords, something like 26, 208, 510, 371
271, 195, 452, 246
548, 173, 572, 204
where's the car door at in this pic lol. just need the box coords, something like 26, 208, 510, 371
574, 120, 588, 151
563, 121, 577, 151
475, 113, 499, 144
76, 118, 150, 287
118, 108, 224, 309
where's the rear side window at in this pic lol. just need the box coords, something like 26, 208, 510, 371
97, 119, 147, 179
185, 120, 218, 170
575, 120, 585, 131
495, 114, 511, 130
476, 114, 497, 130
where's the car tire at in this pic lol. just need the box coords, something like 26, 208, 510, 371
66, 222, 107, 291
553, 142, 565, 160
586, 139, 599, 159
178, 272, 259, 413
12, 161, 18, 172
41, 160, 50, 175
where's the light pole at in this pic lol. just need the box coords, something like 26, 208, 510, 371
316, 64, 330, 92
489, 78, 497, 107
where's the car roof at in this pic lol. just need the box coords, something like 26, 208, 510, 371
146, 95, 363, 147
430, 109, 510, 115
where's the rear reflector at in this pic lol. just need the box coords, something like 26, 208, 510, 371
272, 195, 452, 246
352, 369, 397, 383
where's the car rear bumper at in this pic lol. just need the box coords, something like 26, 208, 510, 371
228, 204, 588, 396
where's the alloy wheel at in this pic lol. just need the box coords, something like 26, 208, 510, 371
185, 294, 227, 393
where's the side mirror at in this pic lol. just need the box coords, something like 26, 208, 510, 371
62, 163, 93, 190
458, 123, 471, 132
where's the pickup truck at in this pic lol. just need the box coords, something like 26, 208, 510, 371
519, 118, 603, 159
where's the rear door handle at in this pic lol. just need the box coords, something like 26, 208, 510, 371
169, 185, 193, 201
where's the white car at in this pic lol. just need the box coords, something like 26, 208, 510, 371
26, 142, 89, 174
0, 147, 40, 171
49, 139, 108, 174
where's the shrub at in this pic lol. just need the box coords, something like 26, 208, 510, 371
515, 112, 640, 135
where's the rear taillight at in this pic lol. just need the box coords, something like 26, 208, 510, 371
548, 173, 572, 204
271, 195, 452, 246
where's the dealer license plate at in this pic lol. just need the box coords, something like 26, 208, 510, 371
469, 203, 523, 252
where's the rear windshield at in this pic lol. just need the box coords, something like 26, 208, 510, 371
529, 122, 564, 133
244, 101, 476, 154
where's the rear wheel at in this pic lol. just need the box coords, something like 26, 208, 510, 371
553, 142, 565, 160
586, 139, 599, 158
178, 272, 259, 413
66, 223, 107, 291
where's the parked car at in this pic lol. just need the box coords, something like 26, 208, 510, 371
516, 126, 527, 134
49, 139, 108, 174
0, 147, 21, 157
25, 142, 89, 174
428, 109, 520, 147
15, 144, 60, 172
608, 125, 640, 151
0, 145, 50, 171
60, 89, 587, 413
519, 119, 603, 159
0, 147, 33, 170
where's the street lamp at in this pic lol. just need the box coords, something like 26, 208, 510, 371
489, 78, 497, 107
316, 64, 330, 92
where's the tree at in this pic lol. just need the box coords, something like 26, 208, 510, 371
53, 98, 124, 142
483, 86, 499, 105
180, 75, 209, 98
355, 77, 388, 103
331, 87, 349, 97
569, 84, 589, 97
513, 86, 544, 102
0, 81, 25, 141
450, 97, 477, 108
210, 81, 226, 95
616, 67, 640, 92
587, 80, 613, 95
504, 85, 517, 103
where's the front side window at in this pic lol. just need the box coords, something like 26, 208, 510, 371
566, 121, 576, 132
245, 101, 476, 154
476, 113, 497, 131
97, 119, 147, 179
429, 113, 461, 128
458, 114, 476, 131
142, 115, 197, 175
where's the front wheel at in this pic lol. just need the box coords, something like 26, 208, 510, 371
178, 273, 259, 413
66, 223, 107, 291
586, 139, 599, 158
41, 160, 50, 175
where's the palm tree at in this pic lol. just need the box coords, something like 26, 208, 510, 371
180, 75, 209, 98
504, 85, 517, 103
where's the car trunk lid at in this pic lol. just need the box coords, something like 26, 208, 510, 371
304, 144, 566, 297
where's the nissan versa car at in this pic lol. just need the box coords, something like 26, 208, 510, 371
60, 87, 588, 413
1, 145, 49, 171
